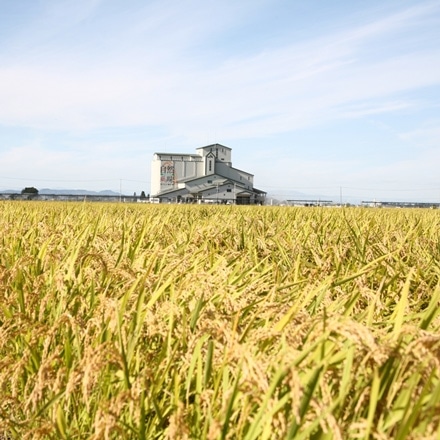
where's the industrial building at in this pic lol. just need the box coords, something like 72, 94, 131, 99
151, 144, 266, 204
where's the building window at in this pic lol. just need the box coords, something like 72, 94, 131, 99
209, 160, 212, 171
227, 189, 232, 193
207, 180, 212, 183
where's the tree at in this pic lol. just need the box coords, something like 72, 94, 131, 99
140, 191, 146, 199
21, 187, 39, 195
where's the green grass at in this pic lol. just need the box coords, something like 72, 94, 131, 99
1, 202, 440, 439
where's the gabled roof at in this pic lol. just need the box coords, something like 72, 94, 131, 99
223, 165, 254, 177
196, 143, 231, 151
185, 177, 246, 193
176, 174, 250, 188
178, 174, 223, 184
155, 175, 251, 197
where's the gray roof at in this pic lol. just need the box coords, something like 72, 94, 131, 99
196, 143, 232, 151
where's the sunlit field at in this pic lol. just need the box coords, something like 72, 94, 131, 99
1, 201, 440, 439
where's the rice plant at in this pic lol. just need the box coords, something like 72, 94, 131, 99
0, 202, 439, 439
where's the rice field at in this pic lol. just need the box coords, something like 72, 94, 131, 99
1, 201, 440, 439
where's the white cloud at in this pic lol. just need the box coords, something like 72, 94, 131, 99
0, 0, 439, 198
1, 1, 438, 137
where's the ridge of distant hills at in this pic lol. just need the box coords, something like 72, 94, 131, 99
0, 188, 121, 196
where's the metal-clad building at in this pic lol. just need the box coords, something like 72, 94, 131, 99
151, 144, 266, 204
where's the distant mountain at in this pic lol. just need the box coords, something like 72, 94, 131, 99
38, 188, 121, 196
0, 188, 123, 195
0, 189, 20, 194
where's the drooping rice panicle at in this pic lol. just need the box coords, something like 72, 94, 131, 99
1, 201, 440, 439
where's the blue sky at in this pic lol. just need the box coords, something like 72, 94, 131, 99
1, 0, 440, 202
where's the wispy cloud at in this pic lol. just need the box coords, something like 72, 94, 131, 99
2, 1, 438, 134
0, 47, 437, 134
0, 0, 439, 198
